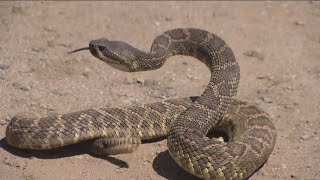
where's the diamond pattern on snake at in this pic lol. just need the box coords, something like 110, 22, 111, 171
6, 28, 276, 180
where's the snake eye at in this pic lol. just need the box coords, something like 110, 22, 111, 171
98, 46, 106, 52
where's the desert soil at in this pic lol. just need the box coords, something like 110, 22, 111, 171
0, 1, 319, 180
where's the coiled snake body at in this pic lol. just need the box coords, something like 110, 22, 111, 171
6, 28, 276, 179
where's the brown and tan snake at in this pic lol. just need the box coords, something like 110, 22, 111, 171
6, 28, 276, 179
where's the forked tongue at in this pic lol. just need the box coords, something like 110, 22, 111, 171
68, 47, 90, 54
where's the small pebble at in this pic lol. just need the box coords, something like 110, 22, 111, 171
294, 21, 304, 26
52, 90, 68, 96
155, 21, 160, 26
143, 79, 157, 87
29, 56, 47, 62
39, 104, 55, 111
243, 50, 265, 60
0, 63, 10, 70
20, 85, 31, 91
281, 164, 287, 169
257, 75, 273, 80
47, 40, 55, 47
150, 88, 176, 99
57, 43, 72, 48
0, 118, 9, 126
316, 35, 320, 44
81, 72, 90, 78
12, 82, 32, 91
164, 17, 172, 21
286, 86, 295, 91
136, 78, 144, 84
283, 104, 292, 109
122, 96, 137, 106
31, 47, 46, 52
123, 77, 137, 85
290, 174, 297, 178
44, 26, 56, 32
261, 96, 273, 103
163, 88, 176, 98
300, 132, 310, 140
11, 6, 24, 14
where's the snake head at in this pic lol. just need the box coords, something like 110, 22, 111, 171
88, 38, 139, 72
70, 38, 163, 72
69, 38, 139, 72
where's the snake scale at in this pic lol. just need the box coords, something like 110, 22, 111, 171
6, 28, 276, 179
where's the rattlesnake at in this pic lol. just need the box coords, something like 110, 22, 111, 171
6, 28, 276, 179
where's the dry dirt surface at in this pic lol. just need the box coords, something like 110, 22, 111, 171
0, 1, 319, 180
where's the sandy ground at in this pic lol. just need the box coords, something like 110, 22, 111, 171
0, 1, 319, 180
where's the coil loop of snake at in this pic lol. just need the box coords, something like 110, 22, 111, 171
6, 28, 276, 179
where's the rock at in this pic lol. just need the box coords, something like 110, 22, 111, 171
281, 164, 287, 169
81, 72, 90, 78
164, 17, 172, 21
149, 87, 176, 99
81, 68, 92, 78
1, 157, 13, 166
285, 86, 295, 91
261, 96, 273, 103
12, 82, 32, 91
0, 63, 10, 70
283, 104, 292, 109
39, 104, 55, 111
307, 67, 320, 79
81, 72, 89, 77
29, 56, 47, 62
52, 90, 68, 96
122, 96, 137, 106
243, 50, 265, 60
133, 78, 159, 86
300, 132, 310, 140
47, 40, 55, 47
316, 35, 320, 44
155, 21, 160, 26
163, 88, 176, 98
124, 77, 137, 85
136, 78, 144, 84
20, 85, 31, 91
294, 21, 304, 26
18, 68, 35, 74
255, 168, 268, 176
143, 79, 158, 87
23, 175, 35, 180
31, 47, 47, 52
257, 75, 273, 80
57, 43, 72, 48
0, 117, 9, 126
11, 6, 24, 14
290, 174, 297, 178
44, 25, 56, 32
